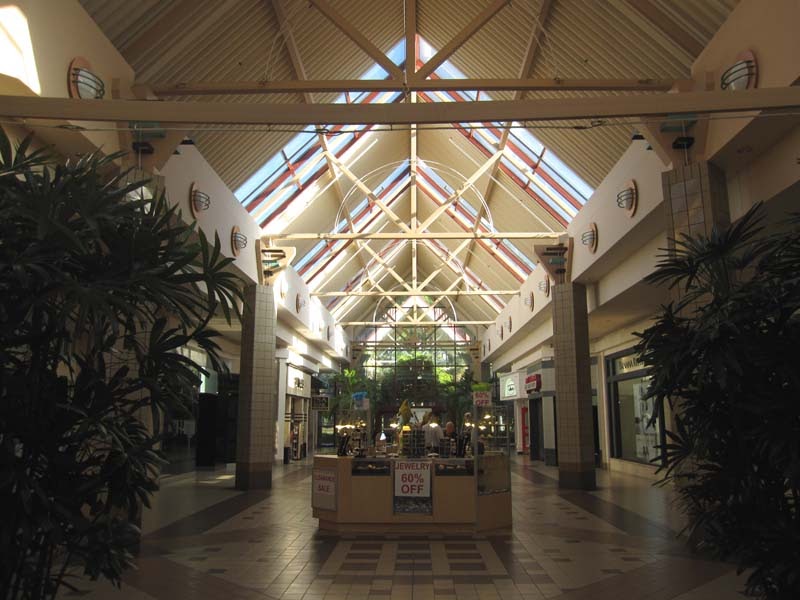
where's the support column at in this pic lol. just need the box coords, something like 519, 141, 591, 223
552, 282, 596, 490
662, 161, 730, 307
236, 284, 277, 490
274, 352, 288, 462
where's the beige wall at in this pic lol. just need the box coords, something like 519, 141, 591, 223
693, 0, 800, 161
1, 1, 135, 155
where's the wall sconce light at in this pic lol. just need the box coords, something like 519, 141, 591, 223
499, 325, 504, 340
488, 340, 491, 352
538, 277, 550, 297
581, 223, 598, 254
68, 57, 104, 99
720, 50, 757, 91
231, 226, 247, 256
279, 278, 288, 300
524, 291, 535, 311
508, 316, 513, 332
293, 377, 304, 390
189, 183, 210, 217
295, 293, 306, 314
326, 325, 332, 341
616, 180, 638, 217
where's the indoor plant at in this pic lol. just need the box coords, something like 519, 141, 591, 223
636, 203, 800, 599
0, 129, 245, 598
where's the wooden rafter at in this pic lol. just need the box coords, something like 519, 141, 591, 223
625, 0, 704, 57
414, 0, 511, 80
147, 77, 680, 97
8, 87, 799, 125
404, 0, 416, 80
314, 290, 519, 297
463, 0, 555, 274
309, 0, 403, 80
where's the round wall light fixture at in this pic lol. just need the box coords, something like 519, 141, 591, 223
616, 179, 638, 218
295, 293, 306, 314
231, 226, 247, 256
581, 223, 598, 254
720, 50, 757, 91
68, 57, 105, 99
538, 277, 551, 297
189, 182, 210, 217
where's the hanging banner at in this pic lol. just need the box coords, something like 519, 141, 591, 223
394, 460, 431, 497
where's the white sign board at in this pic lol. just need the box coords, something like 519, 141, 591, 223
312, 469, 337, 511
394, 460, 431, 497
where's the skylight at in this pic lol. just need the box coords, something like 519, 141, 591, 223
232, 36, 595, 306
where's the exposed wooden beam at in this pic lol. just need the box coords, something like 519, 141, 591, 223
4, 87, 799, 125
625, 0, 704, 57
271, 0, 313, 104
148, 76, 680, 97
324, 151, 411, 232
314, 290, 519, 297
414, 0, 511, 80
417, 149, 503, 231
309, 0, 404, 80
271, 232, 559, 240
404, 0, 416, 81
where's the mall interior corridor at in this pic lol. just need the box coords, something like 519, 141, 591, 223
63, 459, 743, 600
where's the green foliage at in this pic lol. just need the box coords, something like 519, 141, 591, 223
636, 203, 800, 599
0, 130, 245, 598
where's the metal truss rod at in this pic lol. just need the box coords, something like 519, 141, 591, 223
313, 290, 519, 297
341, 321, 494, 326
269, 232, 558, 240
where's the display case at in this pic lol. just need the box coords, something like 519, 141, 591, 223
313, 405, 512, 532
475, 404, 512, 495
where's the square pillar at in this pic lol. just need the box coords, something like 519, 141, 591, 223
236, 284, 277, 490
552, 282, 596, 490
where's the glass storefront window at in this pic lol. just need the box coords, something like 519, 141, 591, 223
607, 350, 664, 465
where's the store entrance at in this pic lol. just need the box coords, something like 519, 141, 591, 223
528, 397, 544, 461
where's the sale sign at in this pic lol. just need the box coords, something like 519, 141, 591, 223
312, 469, 337, 511
394, 460, 431, 497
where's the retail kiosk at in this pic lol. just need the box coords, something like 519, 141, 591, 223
312, 405, 512, 532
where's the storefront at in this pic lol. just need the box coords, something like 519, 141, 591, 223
605, 348, 664, 466
498, 371, 525, 454
286, 365, 311, 460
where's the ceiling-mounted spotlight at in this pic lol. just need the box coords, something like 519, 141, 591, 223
631, 131, 645, 141
645, 144, 653, 151
720, 50, 758, 91
68, 57, 104, 99
189, 183, 210, 217
616, 180, 638, 217
581, 223, 598, 254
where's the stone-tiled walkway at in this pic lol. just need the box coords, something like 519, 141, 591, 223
62, 457, 747, 599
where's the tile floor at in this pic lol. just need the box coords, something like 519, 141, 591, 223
61, 457, 748, 599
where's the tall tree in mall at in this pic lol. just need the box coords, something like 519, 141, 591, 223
636, 204, 800, 599
0, 129, 245, 598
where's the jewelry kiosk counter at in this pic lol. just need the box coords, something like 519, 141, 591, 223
311, 454, 511, 533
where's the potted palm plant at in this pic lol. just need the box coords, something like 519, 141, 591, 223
0, 129, 245, 598
636, 204, 800, 599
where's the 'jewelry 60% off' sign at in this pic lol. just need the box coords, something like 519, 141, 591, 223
393, 460, 431, 497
